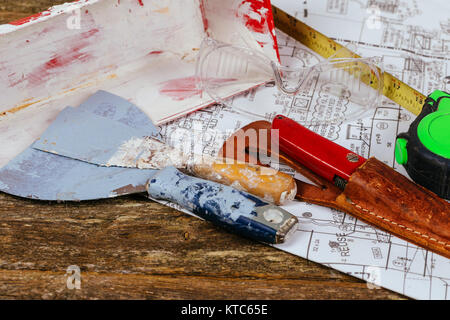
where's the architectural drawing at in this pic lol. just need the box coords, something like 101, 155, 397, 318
154, 0, 450, 299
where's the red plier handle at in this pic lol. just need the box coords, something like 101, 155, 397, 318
271, 115, 367, 188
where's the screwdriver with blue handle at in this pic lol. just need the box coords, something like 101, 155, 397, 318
396, 90, 450, 200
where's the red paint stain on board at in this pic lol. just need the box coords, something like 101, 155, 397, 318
159, 76, 201, 101
198, 0, 209, 33
159, 76, 236, 101
148, 50, 163, 55
257, 41, 267, 47
9, 11, 52, 26
137, 0, 144, 6
265, 3, 280, 62
236, 0, 280, 62
237, 0, 269, 34
9, 28, 99, 88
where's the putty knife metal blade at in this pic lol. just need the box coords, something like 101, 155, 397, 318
77, 90, 161, 136
33, 105, 192, 169
0, 147, 156, 201
33, 106, 154, 167
33, 90, 162, 167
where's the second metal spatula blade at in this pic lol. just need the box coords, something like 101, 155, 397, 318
33, 106, 153, 167
77, 90, 161, 134
33, 91, 161, 167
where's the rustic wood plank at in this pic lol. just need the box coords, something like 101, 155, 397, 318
0, 270, 404, 300
0, 0, 407, 300
0, 1, 65, 24
0, 192, 405, 299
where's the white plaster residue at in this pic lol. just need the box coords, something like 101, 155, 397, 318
137, 138, 190, 169
230, 180, 243, 191
279, 183, 297, 203
106, 136, 147, 168
107, 136, 193, 170
0, 180, 9, 190
262, 194, 274, 203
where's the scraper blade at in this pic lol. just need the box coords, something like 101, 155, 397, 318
0, 147, 156, 201
77, 90, 161, 135
33, 90, 161, 167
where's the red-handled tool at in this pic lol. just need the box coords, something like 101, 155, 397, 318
271, 115, 367, 189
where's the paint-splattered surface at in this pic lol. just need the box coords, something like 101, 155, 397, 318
0, 1, 407, 300
0, 0, 279, 169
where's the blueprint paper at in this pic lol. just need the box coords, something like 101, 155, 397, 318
155, 0, 450, 300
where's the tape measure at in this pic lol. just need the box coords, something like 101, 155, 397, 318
271, 6, 426, 115
395, 90, 450, 200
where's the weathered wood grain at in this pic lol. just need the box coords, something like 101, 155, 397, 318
0, 1, 406, 300
0, 1, 60, 23
0, 193, 405, 300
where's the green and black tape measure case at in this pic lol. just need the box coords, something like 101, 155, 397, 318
396, 90, 450, 200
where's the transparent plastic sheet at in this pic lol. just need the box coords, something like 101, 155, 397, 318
196, 37, 384, 125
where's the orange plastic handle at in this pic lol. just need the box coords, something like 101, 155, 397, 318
190, 162, 297, 205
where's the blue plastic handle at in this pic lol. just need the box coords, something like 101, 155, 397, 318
147, 166, 298, 244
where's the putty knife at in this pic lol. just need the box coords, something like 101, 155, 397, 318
0, 145, 298, 244
33, 93, 297, 205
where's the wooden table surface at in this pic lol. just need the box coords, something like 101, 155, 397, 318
0, 0, 406, 300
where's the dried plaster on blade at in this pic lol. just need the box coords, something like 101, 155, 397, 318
106, 136, 210, 169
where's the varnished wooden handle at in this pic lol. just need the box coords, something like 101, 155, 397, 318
189, 162, 297, 205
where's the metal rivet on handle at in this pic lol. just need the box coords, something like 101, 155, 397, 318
346, 153, 359, 163
263, 209, 284, 224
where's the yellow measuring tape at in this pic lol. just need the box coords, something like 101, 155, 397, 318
272, 6, 426, 115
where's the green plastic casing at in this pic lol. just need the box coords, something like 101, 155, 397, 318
395, 90, 450, 199
416, 91, 450, 159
